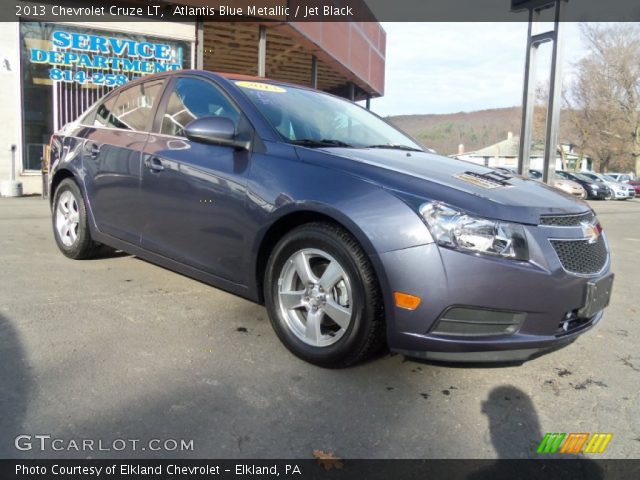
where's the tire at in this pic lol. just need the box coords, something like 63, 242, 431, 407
52, 178, 102, 259
264, 222, 385, 368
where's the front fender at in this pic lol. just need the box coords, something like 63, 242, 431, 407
248, 148, 434, 257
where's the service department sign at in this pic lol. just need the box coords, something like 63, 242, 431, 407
29, 30, 184, 87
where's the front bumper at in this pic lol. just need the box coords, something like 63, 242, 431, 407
372, 222, 612, 362
611, 188, 634, 199
587, 189, 608, 199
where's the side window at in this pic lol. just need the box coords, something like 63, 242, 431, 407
94, 95, 118, 128
109, 79, 164, 131
161, 77, 240, 137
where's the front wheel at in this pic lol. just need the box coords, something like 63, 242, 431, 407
264, 223, 385, 368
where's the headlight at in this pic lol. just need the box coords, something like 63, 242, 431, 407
419, 202, 529, 261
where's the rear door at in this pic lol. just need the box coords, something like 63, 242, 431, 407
139, 75, 252, 284
82, 79, 165, 244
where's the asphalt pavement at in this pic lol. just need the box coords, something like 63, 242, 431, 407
0, 196, 638, 459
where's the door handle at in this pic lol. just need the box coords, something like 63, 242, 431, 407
89, 143, 101, 159
147, 156, 165, 172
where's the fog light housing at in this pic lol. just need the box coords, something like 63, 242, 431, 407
430, 307, 525, 337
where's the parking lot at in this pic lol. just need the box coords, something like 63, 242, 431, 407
0, 196, 638, 459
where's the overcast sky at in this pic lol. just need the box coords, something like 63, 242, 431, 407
369, 22, 588, 117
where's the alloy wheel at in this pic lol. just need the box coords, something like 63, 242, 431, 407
55, 190, 80, 247
276, 248, 353, 347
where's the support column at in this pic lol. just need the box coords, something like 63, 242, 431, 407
365, 95, 371, 110
517, 9, 539, 177
258, 25, 267, 77
542, 0, 566, 184
310, 55, 318, 89
516, 0, 566, 185
195, 20, 204, 69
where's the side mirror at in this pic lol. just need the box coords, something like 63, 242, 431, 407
184, 116, 250, 150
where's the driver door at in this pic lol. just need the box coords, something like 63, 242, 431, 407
138, 76, 252, 284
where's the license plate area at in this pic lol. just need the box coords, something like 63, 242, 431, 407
577, 274, 614, 318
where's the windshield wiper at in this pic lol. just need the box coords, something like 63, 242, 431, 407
291, 139, 354, 148
365, 144, 423, 152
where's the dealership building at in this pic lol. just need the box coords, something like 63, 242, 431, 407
0, 2, 386, 195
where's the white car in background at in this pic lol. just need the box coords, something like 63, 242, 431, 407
581, 172, 635, 200
606, 173, 635, 183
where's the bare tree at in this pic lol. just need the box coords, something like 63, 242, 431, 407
565, 23, 640, 173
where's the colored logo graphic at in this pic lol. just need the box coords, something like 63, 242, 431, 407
537, 433, 612, 454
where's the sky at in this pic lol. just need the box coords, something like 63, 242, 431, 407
368, 22, 589, 117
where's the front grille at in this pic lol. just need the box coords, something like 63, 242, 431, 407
550, 236, 608, 275
539, 211, 595, 226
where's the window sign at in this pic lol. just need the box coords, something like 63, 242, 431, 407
29, 30, 185, 87
20, 22, 191, 171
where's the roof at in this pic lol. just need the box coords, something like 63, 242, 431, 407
467, 135, 521, 158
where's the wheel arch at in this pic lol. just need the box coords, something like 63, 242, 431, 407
49, 169, 77, 208
254, 206, 387, 305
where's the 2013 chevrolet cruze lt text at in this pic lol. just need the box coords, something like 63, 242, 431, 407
49, 71, 614, 367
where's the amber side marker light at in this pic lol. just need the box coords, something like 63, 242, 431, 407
394, 292, 422, 310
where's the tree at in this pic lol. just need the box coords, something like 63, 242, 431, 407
565, 23, 640, 173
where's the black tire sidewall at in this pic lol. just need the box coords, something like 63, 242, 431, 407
52, 179, 94, 259
265, 225, 377, 367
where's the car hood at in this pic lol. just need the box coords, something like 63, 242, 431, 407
554, 179, 583, 190
297, 147, 590, 225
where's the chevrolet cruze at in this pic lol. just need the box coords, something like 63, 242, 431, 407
49, 71, 614, 367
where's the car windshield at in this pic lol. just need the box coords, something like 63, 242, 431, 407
602, 174, 617, 182
234, 80, 423, 150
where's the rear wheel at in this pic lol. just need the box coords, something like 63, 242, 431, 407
264, 222, 385, 368
52, 179, 102, 259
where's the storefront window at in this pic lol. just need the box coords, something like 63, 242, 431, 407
19, 21, 191, 171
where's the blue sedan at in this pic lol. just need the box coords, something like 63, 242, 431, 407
49, 71, 613, 367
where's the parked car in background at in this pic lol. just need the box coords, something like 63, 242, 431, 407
528, 169, 587, 199
48, 71, 614, 367
552, 177, 588, 199
607, 173, 640, 196
627, 180, 640, 196
606, 173, 635, 183
556, 171, 610, 200
580, 172, 635, 200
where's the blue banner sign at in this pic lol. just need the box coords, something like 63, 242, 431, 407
30, 30, 184, 86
